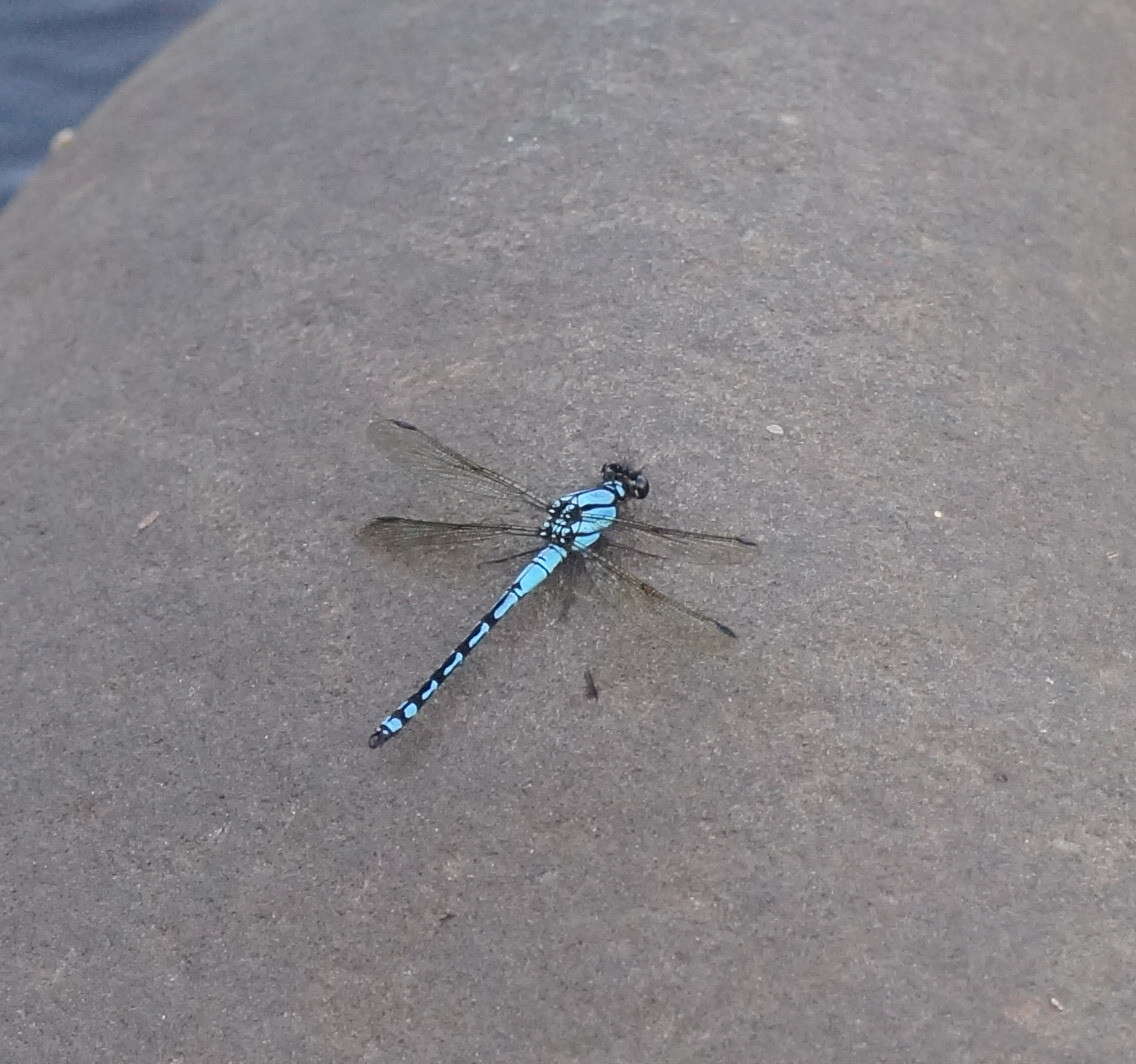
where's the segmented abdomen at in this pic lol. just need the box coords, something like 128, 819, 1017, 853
369, 544, 568, 747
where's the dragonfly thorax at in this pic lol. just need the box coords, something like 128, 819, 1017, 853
540, 481, 632, 552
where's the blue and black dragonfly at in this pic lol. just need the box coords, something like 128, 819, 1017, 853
358, 418, 757, 748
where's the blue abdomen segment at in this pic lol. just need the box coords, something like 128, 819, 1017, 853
370, 544, 568, 747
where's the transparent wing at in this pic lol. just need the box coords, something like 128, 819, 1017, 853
602, 515, 760, 564
356, 516, 542, 554
578, 545, 739, 639
368, 418, 547, 511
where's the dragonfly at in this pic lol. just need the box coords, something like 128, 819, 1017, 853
358, 418, 757, 749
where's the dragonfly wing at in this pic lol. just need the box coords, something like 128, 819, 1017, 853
357, 516, 542, 554
603, 515, 760, 564
578, 546, 739, 638
368, 418, 547, 511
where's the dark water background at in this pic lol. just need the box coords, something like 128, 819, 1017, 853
0, 0, 216, 209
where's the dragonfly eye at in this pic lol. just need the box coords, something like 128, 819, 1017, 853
602, 463, 649, 499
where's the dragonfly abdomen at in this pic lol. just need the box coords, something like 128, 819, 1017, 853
370, 544, 569, 747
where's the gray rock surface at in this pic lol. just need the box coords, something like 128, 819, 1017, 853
2, 1, 1132, 1061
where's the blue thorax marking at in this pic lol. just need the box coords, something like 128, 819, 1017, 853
543, 481, 625, 553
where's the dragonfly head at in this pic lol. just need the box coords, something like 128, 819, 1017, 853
601, 462, 650, 500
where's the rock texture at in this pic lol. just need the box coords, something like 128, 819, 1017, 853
2, 1, 1132, 1061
